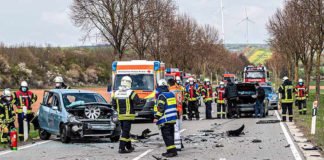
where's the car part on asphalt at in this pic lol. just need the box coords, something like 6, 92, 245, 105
252, 139, 262, 143
256, 120, 280, 124
227, 124, 245, 137
131, 128, 159, 140
198, 129, 214, 133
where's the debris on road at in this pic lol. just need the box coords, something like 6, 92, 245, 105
252, 139, 262, 143
152, 155, 167, 160
215, 144, 224, 147
130, 128, 159, 140
227, 124, 245, 137
284, 144, 290, 148
302, 146, 320, 151
256, 120, 280, 124
199, 129, 214, 133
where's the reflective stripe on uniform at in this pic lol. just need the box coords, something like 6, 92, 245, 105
16, 109, 33, 114
120, 137, 131, 142
167, 145, 176, 150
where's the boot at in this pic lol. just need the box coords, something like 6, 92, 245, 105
119, 149, 131, 154
162, 152, 178, 157
126, 146, 135, 152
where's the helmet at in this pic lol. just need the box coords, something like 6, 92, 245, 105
282, 76, 288, 81
158, 79, 168, 86
21, 81, 28, 87
2, 88, 11, 97
188, 77, 194, 82
175, 76, 181, 81
121, 76, 132, 89
298, 79, 303, 83
54, 76, 64, 83
204, 78, 210, 82
220, 81, 225, 85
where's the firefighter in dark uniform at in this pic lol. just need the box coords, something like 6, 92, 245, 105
155, 79, 178, 157
14, 81, 37, 141
0, 89, 16, 144
295, 79, 308, 115
278, 76, 294, 122
111, 76, 140, 154
54, 76, 71, 89
201, 78, 213, 119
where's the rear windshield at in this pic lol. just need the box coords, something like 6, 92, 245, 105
262, 87, 273, 95
237, 84, 256, 95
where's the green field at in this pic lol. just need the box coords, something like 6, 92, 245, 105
245, 48, 272, 65
294, 90, 324, 148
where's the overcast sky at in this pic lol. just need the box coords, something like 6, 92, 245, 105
0, 0, 284, 47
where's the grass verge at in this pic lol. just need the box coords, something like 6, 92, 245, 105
294, 90, 324, 149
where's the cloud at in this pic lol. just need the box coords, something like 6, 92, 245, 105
41, 9, 71, 26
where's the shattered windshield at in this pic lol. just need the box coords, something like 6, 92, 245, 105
63, 93, 107, 108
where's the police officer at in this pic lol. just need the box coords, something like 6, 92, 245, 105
185, 78, 200, 120
14, 81, 37, 141
201, 78, 213, 119
216, 82, 226, 118
295, 79, 308, 115
111, 76, 140, 154
278, 76, 294, 122
155, 79, 178, 157
0, 89, 16, 144
54, 76, 70, 89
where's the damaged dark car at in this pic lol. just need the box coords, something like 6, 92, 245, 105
38, 89, 121, 143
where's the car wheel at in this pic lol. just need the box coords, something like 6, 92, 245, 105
110, 136, 120, 142
39, 128, 51, 140
60, 125, 71, 143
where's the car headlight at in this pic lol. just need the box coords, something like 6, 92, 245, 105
68, 114, 80, 123
146, 97, 154, 103
111, 111, 119, 123
271, 95, 278, 101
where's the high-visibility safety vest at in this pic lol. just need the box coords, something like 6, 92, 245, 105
112, 89, 138, 121
217, 88, 225, 104
185, 84, 199, 101
156, 92, 177, 126
14, 90, 37, 114
279, 85, 294, 103
295, 85, 307, 100
169, 85, 183, 114
202, 85, 213, 102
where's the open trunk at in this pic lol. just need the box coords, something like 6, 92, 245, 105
237, 83, 256, 104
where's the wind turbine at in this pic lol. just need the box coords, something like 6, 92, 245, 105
237, 7, 255, 44
220, 0, 225, 44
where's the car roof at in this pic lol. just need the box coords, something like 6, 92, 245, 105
48, 89, 98, 94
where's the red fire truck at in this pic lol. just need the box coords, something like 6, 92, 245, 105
243, 65, 269, 83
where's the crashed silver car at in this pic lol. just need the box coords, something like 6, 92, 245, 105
38, 89, 121, 143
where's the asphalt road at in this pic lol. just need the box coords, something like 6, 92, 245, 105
0, 104, 301, 160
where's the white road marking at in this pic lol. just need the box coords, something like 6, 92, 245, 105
275, 110, 302, 160
0, 140, 52, 156
180, 129, 186, 133
132, 149, 154, 160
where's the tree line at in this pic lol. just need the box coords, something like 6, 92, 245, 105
266, 0, 323, 102
71, 0, 249, 78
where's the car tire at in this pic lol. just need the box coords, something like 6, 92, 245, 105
60, 125, 71, 143
110, 136, 120, 142
39, 128, 51, 140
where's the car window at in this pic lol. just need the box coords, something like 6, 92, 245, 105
52, 95, 61, 110
42, 91, 49, 105
46, 92, 54, 106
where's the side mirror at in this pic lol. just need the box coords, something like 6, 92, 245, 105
52, 106, 58, 110
107, 84, 112, 92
